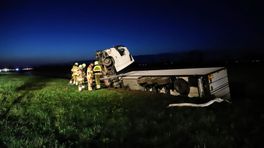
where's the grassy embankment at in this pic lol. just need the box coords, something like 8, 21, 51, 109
0, 74, 263, 147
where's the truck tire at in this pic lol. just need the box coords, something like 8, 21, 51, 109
152, 85, 158, 93
174, 78, 190, 96
164, 86, 170, 94
156, 77, 171, 85
103, 57, 113, 67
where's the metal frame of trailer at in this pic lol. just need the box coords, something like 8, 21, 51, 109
121, 67, 231, 99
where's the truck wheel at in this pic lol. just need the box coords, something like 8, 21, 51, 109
103, 57, 113, 67
174, 78, 190, 96
152, 86, 158, 93
164, 86, 170, 94
144, 85, 151, 91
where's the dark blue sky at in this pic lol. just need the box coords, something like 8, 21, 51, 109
0, 0, 263, 66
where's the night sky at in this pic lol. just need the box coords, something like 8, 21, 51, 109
0, 0, 263, 66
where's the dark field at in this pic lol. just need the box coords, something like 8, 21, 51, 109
0, 64, 264, 147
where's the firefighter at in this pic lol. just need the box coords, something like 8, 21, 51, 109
70, 62, 79, 85
93, 61, 102, 89
87, 63, 94, 91
76, 63, 86, 91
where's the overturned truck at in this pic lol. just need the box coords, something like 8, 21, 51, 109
97, 46, 231, 100
96, 45, 134, 87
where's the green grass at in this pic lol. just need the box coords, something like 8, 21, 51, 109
0, 74, 263, 147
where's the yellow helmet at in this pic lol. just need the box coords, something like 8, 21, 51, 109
82, 63, 86, 68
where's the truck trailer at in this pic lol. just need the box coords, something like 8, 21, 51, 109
122, 67, 230, 99
97, 46, 231, 100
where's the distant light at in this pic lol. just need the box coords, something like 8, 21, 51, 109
0, 69, 2, 72
22, 67, 33, 71
3, 68, 9, 72
16, 68, 19, 71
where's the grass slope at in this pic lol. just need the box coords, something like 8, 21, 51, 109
0, 74, 263, 147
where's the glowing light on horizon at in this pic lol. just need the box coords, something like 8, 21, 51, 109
3, 68, 9, 72
22, 68, 33, 71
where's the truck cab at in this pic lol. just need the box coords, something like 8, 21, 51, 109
96, 45, 134, 75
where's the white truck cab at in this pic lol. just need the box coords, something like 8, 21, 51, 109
96, 45, 134, 74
